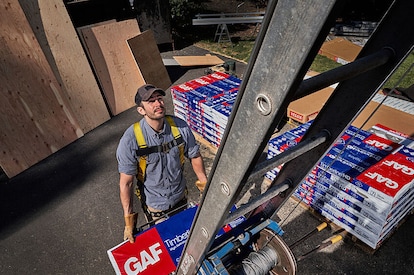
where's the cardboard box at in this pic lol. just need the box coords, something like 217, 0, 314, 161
288, 68, 414, 130
287, 86, 334, 123
319, 37, 362, 64
288, 90, 414, 135
352, 100, 414, 137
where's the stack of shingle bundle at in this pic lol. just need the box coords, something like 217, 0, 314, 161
265, 121, 313, 181
266, 123, 414, 249
171, 72, 241, 148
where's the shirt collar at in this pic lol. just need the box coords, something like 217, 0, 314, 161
142, 118, 167, 138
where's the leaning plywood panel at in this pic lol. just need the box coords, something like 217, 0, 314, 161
19, 0, 110, 132
0, 1, 83, 178
76, 20, 116, 63
172, 55, 224, 66
79, 20, 144, 115
127, 30, 171, 90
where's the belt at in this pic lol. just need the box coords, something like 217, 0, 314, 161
147, 197, 187, 218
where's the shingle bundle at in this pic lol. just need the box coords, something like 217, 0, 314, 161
171, 72, 241, 148
267, 123, 414, 249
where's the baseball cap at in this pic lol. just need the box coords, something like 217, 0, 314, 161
135, 84, 166, 105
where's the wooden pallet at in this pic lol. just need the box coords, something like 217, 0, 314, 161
291, 195, 414, 254
193, 132, 219, 155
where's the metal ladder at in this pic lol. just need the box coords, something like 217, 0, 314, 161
177, 0, 414, 273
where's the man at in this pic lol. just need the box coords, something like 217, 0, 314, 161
116, 84, 208, 243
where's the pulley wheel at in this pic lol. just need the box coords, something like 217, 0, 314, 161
254, 228, 297, 275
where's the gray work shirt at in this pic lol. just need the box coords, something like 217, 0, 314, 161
116, 116, 200, 211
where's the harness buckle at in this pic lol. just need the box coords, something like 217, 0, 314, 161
162, 142, 173, 153
162, 139, 178, 153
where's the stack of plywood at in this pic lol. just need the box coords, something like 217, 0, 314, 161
1, 1, 171, 178
78, 21, 171, 115
0, 0, 110, 178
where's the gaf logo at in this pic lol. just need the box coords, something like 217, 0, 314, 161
124, 243, 163, 275
383, 160, 414, 175
286, 140, 298, 147
211, 73, 226, 79
195, 78, 210, 85
364, 139, 395, 151
336, 138, 346, 145
177, 84, 193, 91
365, 172, 398, 189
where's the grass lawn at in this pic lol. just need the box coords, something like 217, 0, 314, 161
195, 39, 413, 89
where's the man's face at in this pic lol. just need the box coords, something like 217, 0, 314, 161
139, 92, 165, 120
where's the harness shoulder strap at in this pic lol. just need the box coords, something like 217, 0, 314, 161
165, 116, 185, 166
165, 115, 179, 137
133, 122, 152, 222
133, 122, 147, 183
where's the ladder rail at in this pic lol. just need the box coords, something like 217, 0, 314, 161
251, 0, 414, 220
177, 0, 343, 273
177, 0, 414, 274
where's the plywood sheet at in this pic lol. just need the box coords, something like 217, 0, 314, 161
79, 19, 144, 115
20, 0, 110, 133
0, 1, 82, 178
127, 30, 171, 90
173, 55, 224, 66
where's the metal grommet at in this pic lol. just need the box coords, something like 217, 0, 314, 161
256, 94, 272, 116
220, 181, 231, 196
201, 227, 209, 239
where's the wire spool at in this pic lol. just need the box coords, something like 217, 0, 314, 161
230, 246, 278, 274
230, 228, 297, 275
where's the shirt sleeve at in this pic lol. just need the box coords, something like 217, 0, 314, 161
116, 125, 138, 175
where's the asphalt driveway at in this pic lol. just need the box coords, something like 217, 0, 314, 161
0, 45, 413, 274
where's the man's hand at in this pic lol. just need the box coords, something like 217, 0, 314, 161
195, 180, 206, 193
124, 213, 138, 243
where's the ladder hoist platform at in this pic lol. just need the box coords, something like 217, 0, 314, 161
176, 0, 413, 274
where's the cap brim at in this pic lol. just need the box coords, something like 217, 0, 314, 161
142, 88, 165, 101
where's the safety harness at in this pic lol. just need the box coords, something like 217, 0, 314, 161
133, 115, 186, 222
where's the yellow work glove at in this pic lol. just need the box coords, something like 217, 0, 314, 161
124, 212, 138, 243
195, 180, 206, 193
